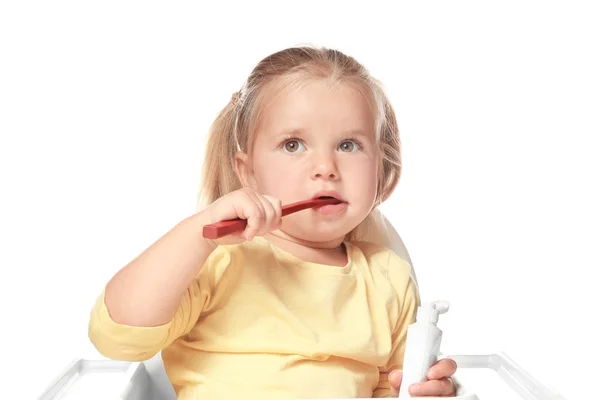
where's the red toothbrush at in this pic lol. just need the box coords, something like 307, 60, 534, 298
202, 197, 341, 239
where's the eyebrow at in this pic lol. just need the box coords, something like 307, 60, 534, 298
273, 128, 306, 138
340, 129, 371, 138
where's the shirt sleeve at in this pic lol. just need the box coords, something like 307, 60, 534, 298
88, 244, 234, 362
372, 254, 420, 398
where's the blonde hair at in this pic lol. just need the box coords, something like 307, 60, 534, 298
197, 46, 402, 241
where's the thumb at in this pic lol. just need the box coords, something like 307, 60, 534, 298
389, 369, 403, 392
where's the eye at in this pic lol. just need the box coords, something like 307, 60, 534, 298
338, 140, 361, 152
283, 139, 305, 153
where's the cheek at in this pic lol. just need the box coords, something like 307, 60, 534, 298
253, 155, 304, 199
342, 156, 379, 196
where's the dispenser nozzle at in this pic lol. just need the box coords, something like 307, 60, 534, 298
417, 300, 450, 324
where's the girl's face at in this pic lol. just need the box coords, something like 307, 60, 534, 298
236, 79, 380, 243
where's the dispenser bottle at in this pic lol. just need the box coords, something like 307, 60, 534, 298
398, 301, 449, 399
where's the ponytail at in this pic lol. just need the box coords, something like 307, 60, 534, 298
197, 97, 242, 210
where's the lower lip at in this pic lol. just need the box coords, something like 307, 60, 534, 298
313, 202, 348, 215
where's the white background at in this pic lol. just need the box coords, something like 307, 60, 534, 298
1, 1, 598, 399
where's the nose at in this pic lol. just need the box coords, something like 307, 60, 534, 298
311, 152, 340, 181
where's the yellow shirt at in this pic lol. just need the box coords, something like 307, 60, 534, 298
88, 236, 419, 399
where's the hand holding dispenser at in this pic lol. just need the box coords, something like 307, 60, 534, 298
398, 301, 478, 399
398, 301, 449, 399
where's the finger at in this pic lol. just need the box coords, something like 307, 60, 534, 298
388, 369, 402, 395
427, 358, 457, 380
388, 369, 402, 390
255, 195, 277, 236
263, 195, 282, 229
236, 190, 265, 240
409, 377, 455, 397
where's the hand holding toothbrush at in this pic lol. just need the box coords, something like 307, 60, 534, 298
202, 187, 342, 245
389, 358, 458, 397
202, 187, 283, 246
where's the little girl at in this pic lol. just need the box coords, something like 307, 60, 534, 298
88, 46, 458, 398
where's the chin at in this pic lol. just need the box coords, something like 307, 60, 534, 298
280, 209, 369, 243
283, 221, 358, 244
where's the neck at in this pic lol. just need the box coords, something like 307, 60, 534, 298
264, 230, 348, 266
266, 229, 345, 249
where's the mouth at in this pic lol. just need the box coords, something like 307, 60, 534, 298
310, 192, 348, 215
312, 192, 346, 203
311, 192, 348, 213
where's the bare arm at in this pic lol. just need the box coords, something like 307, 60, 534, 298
104, 210, 215, 327
102, 187, 282, 328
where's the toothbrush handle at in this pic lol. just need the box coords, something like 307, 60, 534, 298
202, 197, 340, 239
202, 219, 248, 239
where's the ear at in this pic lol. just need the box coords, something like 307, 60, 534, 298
234, 151, 257, 189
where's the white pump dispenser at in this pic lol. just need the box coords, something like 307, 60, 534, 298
398, 301, 450, 399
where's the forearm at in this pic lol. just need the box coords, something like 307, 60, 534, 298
104, 211, 215, 327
